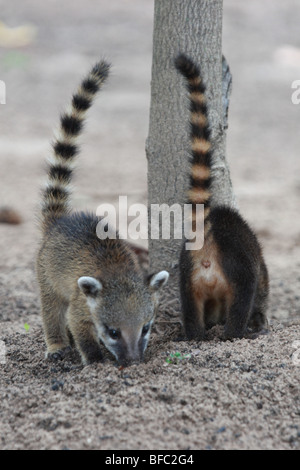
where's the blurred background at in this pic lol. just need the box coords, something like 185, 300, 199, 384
0, 0, 299, 321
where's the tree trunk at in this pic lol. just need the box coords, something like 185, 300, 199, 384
146, 0, 235, 321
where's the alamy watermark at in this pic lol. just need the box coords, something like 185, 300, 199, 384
291, 80, 300, 104
0, 80, 6, 104
292, 340, 300, 366
0, 340, 6, 364
96, 196, 204, 250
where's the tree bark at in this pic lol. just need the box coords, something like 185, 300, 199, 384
146, 0, 235, 321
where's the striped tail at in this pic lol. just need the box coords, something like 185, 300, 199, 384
175, 54, 212, 227
41, 60, 110, 230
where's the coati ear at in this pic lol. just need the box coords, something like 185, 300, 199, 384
78, 276, 102, 297
148, 271, 169, 291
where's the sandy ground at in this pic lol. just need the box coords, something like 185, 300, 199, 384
0, 0, 300, 450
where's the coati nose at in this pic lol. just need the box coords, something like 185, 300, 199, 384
121, 358, 141, 368
119, 354, 143, 368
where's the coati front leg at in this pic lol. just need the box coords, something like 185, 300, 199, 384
66, 306, 102, 365
40, 287, 70, 359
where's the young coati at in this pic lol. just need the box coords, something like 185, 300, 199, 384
175, 54, 269, 341
36, 60, 169, 366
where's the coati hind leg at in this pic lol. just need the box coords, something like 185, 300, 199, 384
248, 260, 269, 336
182, 293, 205, 340
40, 288, 70, 359
180, 277, 205, 340
223, 272, 257, 340
180, 250, 205, 340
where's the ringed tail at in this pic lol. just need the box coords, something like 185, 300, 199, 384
41, 60, 110, 230
174, 54, 212, 227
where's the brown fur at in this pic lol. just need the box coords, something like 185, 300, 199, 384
190, 234, 234, 333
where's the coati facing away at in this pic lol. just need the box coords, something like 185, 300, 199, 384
36, 60, 169, 366
175, 54, 269, 341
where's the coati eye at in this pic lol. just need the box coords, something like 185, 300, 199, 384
142, 323, 151, 337
108, 328, 121, 340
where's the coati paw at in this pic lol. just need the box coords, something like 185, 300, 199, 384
46, 351, 64, 361
246, 328, 269, 340
46, 346, 72, 361
80, 349, 103, 366
221, 329, 244, 342
174, 334, 186, 342
184, 326, 206, 342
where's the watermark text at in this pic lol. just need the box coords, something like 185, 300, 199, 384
0, 340, 6, 364
96, 196, 204, 250
291, 80, 300, 104
0, 80, 6, 104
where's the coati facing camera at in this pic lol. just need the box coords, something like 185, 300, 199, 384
36, 60, 169, 366
175, 54, 269, 341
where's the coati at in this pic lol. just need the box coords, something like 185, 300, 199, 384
175, 54, 269, 341
36, 60, 169, 366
